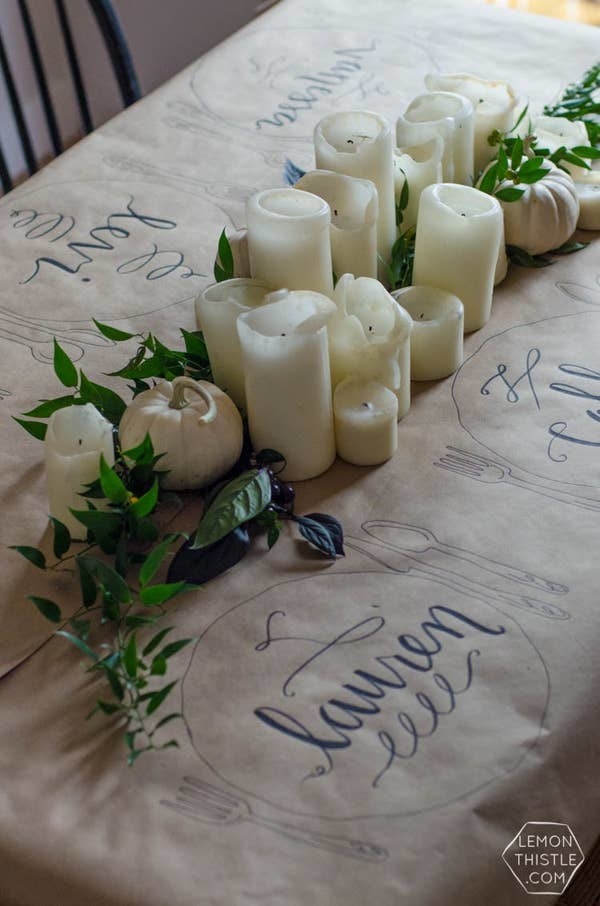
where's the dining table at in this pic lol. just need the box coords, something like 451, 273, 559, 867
1, 0, 599, 903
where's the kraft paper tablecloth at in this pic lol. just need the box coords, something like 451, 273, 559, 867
0, 0, 599, 903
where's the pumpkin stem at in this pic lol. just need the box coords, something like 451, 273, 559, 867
169, 377, 217, 423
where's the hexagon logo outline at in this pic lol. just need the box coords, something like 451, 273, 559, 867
502, 821, 584, 895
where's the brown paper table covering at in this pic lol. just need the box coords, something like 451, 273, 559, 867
1, 0, 599, 903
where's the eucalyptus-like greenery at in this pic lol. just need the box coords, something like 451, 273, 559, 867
543, 61, 600, 147
13, 324, 343, 763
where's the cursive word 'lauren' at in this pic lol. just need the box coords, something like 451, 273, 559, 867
254, 605, 506, 783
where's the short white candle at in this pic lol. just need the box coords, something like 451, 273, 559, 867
329, 274, 413, 419
294, 169, 378, 279
314, 110, 396, 276
533, 115, 590, 180
45, 403, 115, 539
392, 285, 464, 381
334, 378, 398, 466
393, 136, 444, 231
237, 290, 336, 481
575, 181, 600, 230
195, 278, 271, 409
397, 91, 474, 184
425, 73, 517, 177
412, 183, 503, 333
246, 188, 333, 295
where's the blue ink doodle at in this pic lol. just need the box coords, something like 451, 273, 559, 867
480, 347, 541, 408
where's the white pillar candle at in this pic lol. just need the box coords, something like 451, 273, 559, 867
397, 92, 474, 185
412, 183, 503, 333
195, 278, 271, 410
314, 110, 396, 276
294, 169, 378, 279
424, 73, 517, 177
334, 378, 398, 466
237, 290, 336, 481
575, 181, 600, 230
329, 274, 413, 419
246, 188, 333, 295
393, 136, 444, 231
392, 285, 464, 381
533, 115, 590, 179
45, 403, 115, 539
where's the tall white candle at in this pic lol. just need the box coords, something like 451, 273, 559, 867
294, 169, 378, 279
329, 274, 413, 419
412, 183, 503, 333
393, 136, 444, 231
392, 285, 464, 381
195, 278, 271, 410
237, 290, 336, 481
424, 73, 517, 177
246, 188, 333, 295
397, 91, 474, 184
314, 110, 396, 276
334, 378, 398, 466
45, 403, 115, 539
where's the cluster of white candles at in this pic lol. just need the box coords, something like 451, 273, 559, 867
193, 74, 519, 479
46, 70, 599, 523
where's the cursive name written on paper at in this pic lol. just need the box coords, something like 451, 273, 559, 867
255, 44, 377, 130
547, 363, 600, 461
254, 605, 506, 786
10, 197, 203, 285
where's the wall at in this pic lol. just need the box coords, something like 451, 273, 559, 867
0, 0, 266, 189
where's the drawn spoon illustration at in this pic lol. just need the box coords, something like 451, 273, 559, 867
362, 521, 567, 595
345, 534, 570, 621
162, 777, 388, 862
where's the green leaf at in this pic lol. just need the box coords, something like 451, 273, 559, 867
495, 186, 525, 203
180, 329, 209, 360
12, 417, 47, 441
123, 634, 138, 678
192, 468, 272, 549
10, 545, 46, 569
510, 136, 523, 170
95, 699, 121, 715
142, 626, 174, 657
519, 155, 547, 174
478, 161, 499, 195
140, 581, 189, 607
22, 395, 78, 418
506, 245, 554, 268
146, 680, 178, 716
139, 536, 177, 587
28, 595, 61, 622
511, 103, 529, 133
572, 145, 600, 159
77, 557, 97, 607
56, 629, 98, 661
213, 228, 234, 282
129, 478, 159, 518
79, 372, 126, 424
553, 239, 589, 255
70, 617, 91, 640
295, 516, 338, 559
159, 638, 194, 660
121, 432, 155, 465
154, 712, 183, 730
70, 509, 123, 554
99, 455, 129, 504
497, 144, 509, 179
77, 554, 132, 604
92, 319, 136, 341
150, 655, 167, 676
124, 614, 160, 629
49, 517, 71, 558
517, 169, 550, 185
53, 339, 79, 388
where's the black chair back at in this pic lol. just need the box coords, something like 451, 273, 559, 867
0, 0, 140, 194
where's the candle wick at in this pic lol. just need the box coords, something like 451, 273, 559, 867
334, 208, 338, 216
460, 212, 466, 217
281, 332, 286, 336
361, 402, 373, 409
419, 313, 425, 319
368, 325, 373, 332
347, 139, 354, 144
78, 438, 82, 445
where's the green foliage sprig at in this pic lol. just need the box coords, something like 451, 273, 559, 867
543, 61, 600, 147
12, 323, 344, 763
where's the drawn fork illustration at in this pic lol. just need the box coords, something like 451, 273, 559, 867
435, 446, 600, 513
161, 777, 388, 862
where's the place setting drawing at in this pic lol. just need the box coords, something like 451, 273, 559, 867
159, 517, 567, 858
436, 309, 600, 512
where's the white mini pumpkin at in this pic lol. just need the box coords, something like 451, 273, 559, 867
500, 164, 580, 255
119, 377, 243, 491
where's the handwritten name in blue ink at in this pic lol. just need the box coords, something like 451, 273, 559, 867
254, 605, 505, 786
480, 347, 541, 408
547, 363, 600, 461
255, 44, 377, 131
